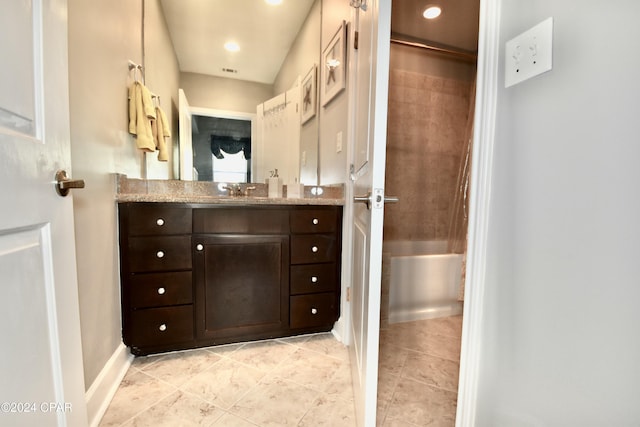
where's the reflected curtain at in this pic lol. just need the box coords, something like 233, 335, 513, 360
210, 135, 251, 159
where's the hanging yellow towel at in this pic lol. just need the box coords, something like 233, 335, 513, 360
154, 106, 171, 161
128, 81, 156, 152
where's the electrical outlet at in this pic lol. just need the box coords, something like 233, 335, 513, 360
505, 17, 553, 87
336, 131, 343, 153
301, 150, 307, 166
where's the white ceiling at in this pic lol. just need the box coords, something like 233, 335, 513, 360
391, 0, 480, 53
160, 0, 315, 84
160, 0, 479, 86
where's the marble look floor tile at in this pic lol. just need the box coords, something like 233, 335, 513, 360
399, 316, 462, 339
382, 418, 423, 427
298, 333, 350, 361
130, 353, 168, 370
99, 370, 175, 426
139, 349, 222, 387
227, 339, 297, 372
210, 412, 260, 427
385, 378, 457, 426
206, 342, 245, 356
411, 333, 461, 362
230, 375, 321, 426
271, 347, 344, 393
377, 371, 400, 409
180, 359, 265, 410
275, 334, 311, 345
322, 361, 355, 402
381, 325, 461, 362
298, 394, 357, 426
376, 371, 400, 427
401, 352, 459, 393
378, 343, 409, 376
125, 391, 224, 427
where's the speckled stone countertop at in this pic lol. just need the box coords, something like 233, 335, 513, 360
115, 175, 344, 206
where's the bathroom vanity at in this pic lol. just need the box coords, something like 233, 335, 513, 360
117, 182, 343, 356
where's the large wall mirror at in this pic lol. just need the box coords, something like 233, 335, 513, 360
159, 0, 322, 185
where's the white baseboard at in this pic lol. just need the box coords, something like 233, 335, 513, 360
85, 343, 133, 427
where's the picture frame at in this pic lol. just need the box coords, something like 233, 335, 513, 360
300, 64, 317, 124
321, 21, 346, 107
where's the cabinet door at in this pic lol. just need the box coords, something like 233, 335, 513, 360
194, 235, 289, 340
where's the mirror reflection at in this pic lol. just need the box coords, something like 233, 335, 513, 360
159, 0, 322, 185
192, 115, 252, 182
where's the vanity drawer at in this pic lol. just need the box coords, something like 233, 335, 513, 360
193, 208, 289, 234
290, 264, 337, 295
290, 293, 337, 329
130, 305, 194, 347
290, 209, 338, 234
130, 271, 193, 309
290, 234, 337, 264
128, 235, 192, 272
127, 204, 192, 236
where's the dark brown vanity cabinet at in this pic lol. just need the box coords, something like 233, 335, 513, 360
192, 208, 290, 341
118, 204, 194, 354
118, 203, 342, 355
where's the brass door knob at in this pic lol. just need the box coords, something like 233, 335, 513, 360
55, 170, 85, 197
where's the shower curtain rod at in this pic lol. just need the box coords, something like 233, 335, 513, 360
390, 38, 477, 63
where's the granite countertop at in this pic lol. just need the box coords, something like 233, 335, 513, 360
115, 175, 344, 206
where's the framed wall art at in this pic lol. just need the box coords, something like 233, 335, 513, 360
301, 64, 317, 124
321, 21, 346, 107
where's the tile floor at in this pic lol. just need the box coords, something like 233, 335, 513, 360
377, 315, 462, 426
99, 315, 461, 427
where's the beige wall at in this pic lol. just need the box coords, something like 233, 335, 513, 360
383, 44, 475, 241
68, 0, 179, 390
273, 0, 322, 94
179, 72, 273, 113
274, 0, 322, 184
318, 0, 351, 184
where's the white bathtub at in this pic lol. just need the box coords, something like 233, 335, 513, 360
385, 240, 463, 324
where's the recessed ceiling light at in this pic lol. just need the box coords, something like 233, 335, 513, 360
265, 0, 283, 5
423, 6, 442, 19
224, 41, 240, 52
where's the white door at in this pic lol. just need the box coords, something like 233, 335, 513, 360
178, 88, 194, 180
0, 1, 87, 426
255, 86, 301, 184
348, 1, 392, 426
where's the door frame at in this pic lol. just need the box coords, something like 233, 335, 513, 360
455, 0, 500, 425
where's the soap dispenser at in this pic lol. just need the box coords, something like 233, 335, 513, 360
267, 169, 283, 198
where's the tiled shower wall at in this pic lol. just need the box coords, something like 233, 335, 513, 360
383, 68, 474, 242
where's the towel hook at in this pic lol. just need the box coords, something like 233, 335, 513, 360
128, 61, 137, 82
137, 64, 145, 84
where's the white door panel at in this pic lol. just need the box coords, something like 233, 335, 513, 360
0, 0, 87, 425
1, 228, 61, 426
348, 1, 392, 426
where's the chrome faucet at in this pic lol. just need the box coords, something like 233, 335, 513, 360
222, 183, 256, 197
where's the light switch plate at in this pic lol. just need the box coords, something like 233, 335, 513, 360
505, 17, 553, 87
336, 131, 343, 153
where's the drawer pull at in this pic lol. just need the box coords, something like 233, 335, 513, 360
312, 218, 319, 225
311, 276, 318, 283
157, 287, 166, 295
311, 308, 318, 315
158, 323, 167, 332
156, 218, 165, 226
156, 250, 165, 258
311, 246, 318, 253
196, 244, 204, 251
